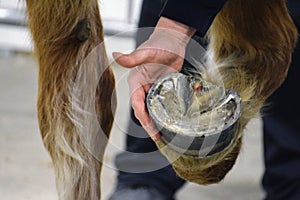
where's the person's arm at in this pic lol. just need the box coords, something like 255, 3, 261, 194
112, 1, 228, 140
113, 17, 195, 140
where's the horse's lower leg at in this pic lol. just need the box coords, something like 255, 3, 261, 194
26, 1, 116, 199
156, 0, 297, 185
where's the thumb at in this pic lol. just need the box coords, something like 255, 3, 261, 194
112, 49, 152, 68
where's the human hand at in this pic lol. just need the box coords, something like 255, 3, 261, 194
113, 17, 196, 141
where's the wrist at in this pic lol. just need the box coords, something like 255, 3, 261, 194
138, 17, 196, 60
156, 17, 196, 39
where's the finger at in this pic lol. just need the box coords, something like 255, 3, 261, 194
112, 50, 152, 68
133, 104, 161, 141
130, 87, 149, 123
130, 88, 161, 141
142, 122, 161, 141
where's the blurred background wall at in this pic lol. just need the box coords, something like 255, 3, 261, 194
0, 0, 142, 52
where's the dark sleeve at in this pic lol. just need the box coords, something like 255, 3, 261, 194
286, 0, 300, 28
160, 0, 228, 36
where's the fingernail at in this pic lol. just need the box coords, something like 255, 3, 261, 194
151, 133, 161, 142
112, 52, 123, 58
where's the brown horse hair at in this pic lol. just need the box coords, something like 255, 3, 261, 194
24, 0, 298, 198
156, 0, 298, 185
26, 0, 116, 199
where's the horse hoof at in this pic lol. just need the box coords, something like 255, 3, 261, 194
147, 73, 241, 157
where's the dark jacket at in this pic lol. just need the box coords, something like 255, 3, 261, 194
161, 0, 228, 36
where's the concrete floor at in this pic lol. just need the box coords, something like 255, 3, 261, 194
0, 35, 265, 200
